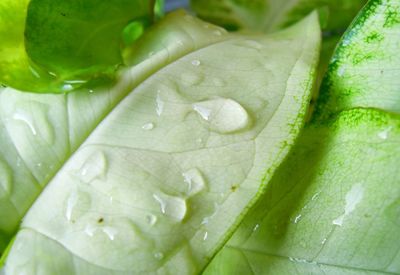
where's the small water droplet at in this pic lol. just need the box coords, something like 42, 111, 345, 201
203, 231, 208, 241
156, 90, 164, 116
78, 151, 108, 184
333, 183, 364, 226
378, 127, 392, 140
192, 98, 250, 133
154, 252, 164, 260
321, 238, 327, 245
102, 226, 118, 240
294, 214, 302, 224
29, 66, 41, 78
85, 223, 97, 237
146, 214, 158, 226
65, 190, 91, 222
182, 168, 207, 196
0, 159, 12, 197
89, 89, 94, 94
153, 193, 187, 221
311, 192, 321, 201
191, 60, 201, 66
13, 111, 37, 136
142, 122, 155, 130
337, 66, 346, 77
62, 84, 74, 92
253, 224, 260, 232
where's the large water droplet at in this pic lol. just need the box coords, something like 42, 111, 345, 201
0, 159, 12, 197
332, 183, 364, 226
153, 193, 187, 221
182, 168, 207, 196
65, 190, 91, 222
192, 98, 250, 133
155, 90, 165, 116
78, 151, 108, 184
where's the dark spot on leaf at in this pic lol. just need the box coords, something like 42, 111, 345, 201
60, 12, 66, 17
98, 218, 104, 223
231, 185, 238, 192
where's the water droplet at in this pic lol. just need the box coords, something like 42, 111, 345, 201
0, 159, 12, 197
29, 66, 41, 78
181, 72, 204, 86
102, 226, 118, 240
311, 192, 321, 201
154, 252, 164, 260
156, 90, 164, 116
191, 60, 201, 66
61, 84, 74, 92
153, 193, 187, 221
146, 214, 157, 226
89, 89, 94, 94
78, 151, 108, 184
378, 127, 392, 140
253, 224, 260, 232
142, 122, 155, 130
201, 202, 219, 225
203, 231, 208, 241
192, 98, 250, 133
333, 183, 364, 226
65, 190, 91, 222
85, 223, 97, 237
337, 66, 346, 77
13, 111, 37, 136
182, 168, 206, 196
294, 214, 302, 224
321, 238, 327, 245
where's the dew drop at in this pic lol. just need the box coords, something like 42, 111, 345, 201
182, 168, 207, 196
154, 252, 164, 260
321, 238, 327, 245
253, 224, 260, 232
146, 214, 158, 226
13, 111, 37, 136
192, 98, 250, 133
85, 223, 97, 237
61, 84, 74, 92
332, 183, 364, 226
102, 226, 118, 240
191, 60, 201, 66
0, 159, 12, 197
78, 151, 108, 184
65, 190, 91, 222
378, 127, 392, 140
294, 214, 302, 224
153, 193, 187, 221
142, 122, 155, 131
156, 90, 164, 116
203, 231, 208, 241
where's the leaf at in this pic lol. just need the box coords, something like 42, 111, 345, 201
0, 11, 321, 273
0, 0, 155, 93
205, 109, 400, 274
315, 0, 400, 120
205, 1, 400, 274
190, 0, 367, 32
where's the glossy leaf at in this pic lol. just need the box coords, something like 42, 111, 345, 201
0, 11, 321, 273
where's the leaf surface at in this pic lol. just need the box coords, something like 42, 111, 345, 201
0, 11, 321, 274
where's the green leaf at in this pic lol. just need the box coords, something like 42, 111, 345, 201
0, 0, 155, 93
205, 1, 400, 274
0, 11, 321, 273
316, 0, 400, 120
190, 0, 366, 32
205, 109, 400, 274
